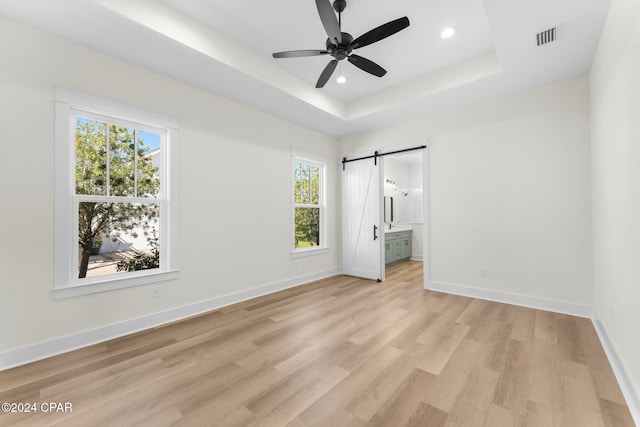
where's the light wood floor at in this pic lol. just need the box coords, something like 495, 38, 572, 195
0, 261, 634, 426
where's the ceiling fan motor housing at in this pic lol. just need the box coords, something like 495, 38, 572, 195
333, 0, 347, 13
326, 32, 353, 60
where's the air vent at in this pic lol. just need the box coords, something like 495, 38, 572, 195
536, 27, 557, 46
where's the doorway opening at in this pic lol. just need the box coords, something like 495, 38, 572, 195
341, 144, 428, 287
382, 151, 425, 277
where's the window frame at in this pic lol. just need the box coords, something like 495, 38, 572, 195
291, 151, 327, 257
54, 87, 179, 299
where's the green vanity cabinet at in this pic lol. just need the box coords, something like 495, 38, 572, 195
385, 240, 393, 264
385, 230, 412, 266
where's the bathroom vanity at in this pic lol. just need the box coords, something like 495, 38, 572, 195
384, 229, 412, 266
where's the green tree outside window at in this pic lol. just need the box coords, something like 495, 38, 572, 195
294, 161, 321, 248
75, 118, 160, 278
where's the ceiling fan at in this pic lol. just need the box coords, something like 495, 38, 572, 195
272, 0, 410, 88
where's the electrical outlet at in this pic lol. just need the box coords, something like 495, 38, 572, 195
152, 287, 160, 298
481, 268, 489, 278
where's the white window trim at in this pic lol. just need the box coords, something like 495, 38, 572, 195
54, 86, 179, 299
291, 150, 328, 257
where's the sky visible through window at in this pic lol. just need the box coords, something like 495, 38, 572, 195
139, 131, 160, 152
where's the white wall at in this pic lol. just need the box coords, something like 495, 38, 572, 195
394, 156, 423, 224
0, 18, 339, 356
383, 156, 396, 201
383, 154, 423, 224
341, 76, 593, 307
591, 0, 640, 409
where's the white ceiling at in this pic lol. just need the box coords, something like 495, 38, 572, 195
0, 0, 611, 138
161, 0, 496, 102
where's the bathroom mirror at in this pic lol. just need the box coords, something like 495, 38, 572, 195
384, 196, 393, 222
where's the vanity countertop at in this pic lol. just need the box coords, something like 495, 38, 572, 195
384, 224, 412, 234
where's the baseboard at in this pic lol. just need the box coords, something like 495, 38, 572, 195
428, 280, 593, 318
0, 268, 339, 372
410, 255, 423, 261
592, 309, 640, 426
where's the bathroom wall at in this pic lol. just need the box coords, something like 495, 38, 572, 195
383, 154, 424, 259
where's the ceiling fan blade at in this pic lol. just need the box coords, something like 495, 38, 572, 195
352, 17, 410, 49
273, 50, 328, 58
348, 54, 387, 77
316, 59, 339, 88
315, 0, 342, 44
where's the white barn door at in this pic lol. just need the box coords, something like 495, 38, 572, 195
341, 157, 383, 281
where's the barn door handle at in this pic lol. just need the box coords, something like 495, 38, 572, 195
373, 225, 378, 241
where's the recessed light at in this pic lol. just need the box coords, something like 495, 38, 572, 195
336, 75, 347, 84
441, 27, 456, 39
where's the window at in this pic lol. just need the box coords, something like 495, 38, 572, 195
54, 87, 179, 298
292, 153, 327, 256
